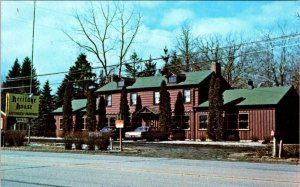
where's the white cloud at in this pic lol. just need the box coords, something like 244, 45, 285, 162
161, 8, 195, 27
193, 18, 250, 37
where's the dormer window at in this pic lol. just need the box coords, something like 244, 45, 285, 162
168, 76, 177, 83
117, 80, 125, 87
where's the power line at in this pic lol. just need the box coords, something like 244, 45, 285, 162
2, 42, 300, 91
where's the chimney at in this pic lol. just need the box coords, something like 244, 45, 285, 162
247, 79, 254, 89
211, 62, 221, 75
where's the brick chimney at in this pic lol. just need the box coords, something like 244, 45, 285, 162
211, 62, 221, 75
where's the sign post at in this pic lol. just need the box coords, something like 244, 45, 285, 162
116, 120, 124, 152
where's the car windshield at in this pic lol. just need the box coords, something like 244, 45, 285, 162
134, 127, 149, 132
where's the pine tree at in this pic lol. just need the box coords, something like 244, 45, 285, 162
174, 91, 185, 129
159, 80, 171, 132
125, 52, 141, 78
20, 57, 40, 94
132, 95, 142, 129
138, 56, 156, 77
55, 77, 68, 108
1, 59, 22, 110
207, 74, 217, 141
119, 87, 130, 127
97, 96, 106, 130
32, 81, 56, 136
207, 74, 224, 141
86, 90, 96, 131
68, 53, 96, 99
214, 76, 225, 140
161, 51, 183, 75
62, 82, 73, 133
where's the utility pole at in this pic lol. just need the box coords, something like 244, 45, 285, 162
28, 0, 36, 144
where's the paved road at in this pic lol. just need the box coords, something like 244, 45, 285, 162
0, 150, 299, 187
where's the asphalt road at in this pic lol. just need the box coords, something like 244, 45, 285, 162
0, 150, 299, 187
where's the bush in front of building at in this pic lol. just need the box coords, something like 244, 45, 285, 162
73, 131, 85, 150
3, 130, 26, 147
283, 145, 299, 158
63, 133, 74, 150
85, 132, 98, 150
95, 134, 110, 150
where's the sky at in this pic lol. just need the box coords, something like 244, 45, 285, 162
1, 1, 299, 94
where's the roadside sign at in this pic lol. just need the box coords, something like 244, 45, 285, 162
116, 120, 124, 128
16, 118, 29, 123
6, 93, 40, 118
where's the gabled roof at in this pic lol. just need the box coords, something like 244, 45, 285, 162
96, 70, 212, 93
136, 106, 160, 115
53, 99, 87, 113
197, 86, 293, 108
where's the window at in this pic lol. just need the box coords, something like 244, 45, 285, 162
59, 118, 63, 130
168, 76, 177, 83
183, 89, 191, 103
106, 95, 112, 106
199, 114, 208, 129
154, 91, 160, 105
117, 80, 124, 87
131, 93, 137, 106
239, 113, 249, 129
82, 116, 87, 130
227, 114, 238, 129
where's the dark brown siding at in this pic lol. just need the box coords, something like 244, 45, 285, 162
195, 108, 276, 140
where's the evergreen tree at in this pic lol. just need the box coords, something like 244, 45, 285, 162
62, 82, 73, 133
214, 76, 225, 140
161, 50, 183, 75
135, 95, 142, 113
32, 81, 56, 136
119, 87, 130, 127
207, 74, 224, 141
98, 70, 106, 88
55, 77, 68, 108
20, 57, 40, 94
67, 53, 96, 99
1, 59, 22, 110
138, 56, 156, 77
97, 96, 106, 130
207, 74, 216, 141
125, 52, 141, 78
174, 91, 185, 129
132, 95, 142, 129
86, 90, 96, 131
159, 80, 171, 132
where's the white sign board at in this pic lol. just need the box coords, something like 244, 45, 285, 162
116, 120, 124, 128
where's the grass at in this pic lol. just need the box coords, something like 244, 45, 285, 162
2, 141, 299, 164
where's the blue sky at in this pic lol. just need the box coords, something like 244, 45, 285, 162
1, 1, 299, 93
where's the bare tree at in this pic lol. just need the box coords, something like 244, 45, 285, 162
176, 22, 198, 72
64, 2, 141, 78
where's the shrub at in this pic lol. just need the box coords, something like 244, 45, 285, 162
170, 129, 185, 140
95, 134, 110, 150
73, 131, 85, 150
63, 133, 74, 150
283, 145, 299, 158
251, 136, 259, 142
85, 133, 98, 150
3, 130, 26, 147
200, 136, 206, 141
262, 136, 271, 144
255, 145, 272, 158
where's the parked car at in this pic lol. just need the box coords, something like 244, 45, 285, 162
100, 126, 118, 140
125, 126, 169, 141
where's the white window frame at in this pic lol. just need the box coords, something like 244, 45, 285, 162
106, 94, 112, 106
154, 91, 160, 105
59, 117, 63, 130
131, 93, 137, 106
183, 89, 191, 103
